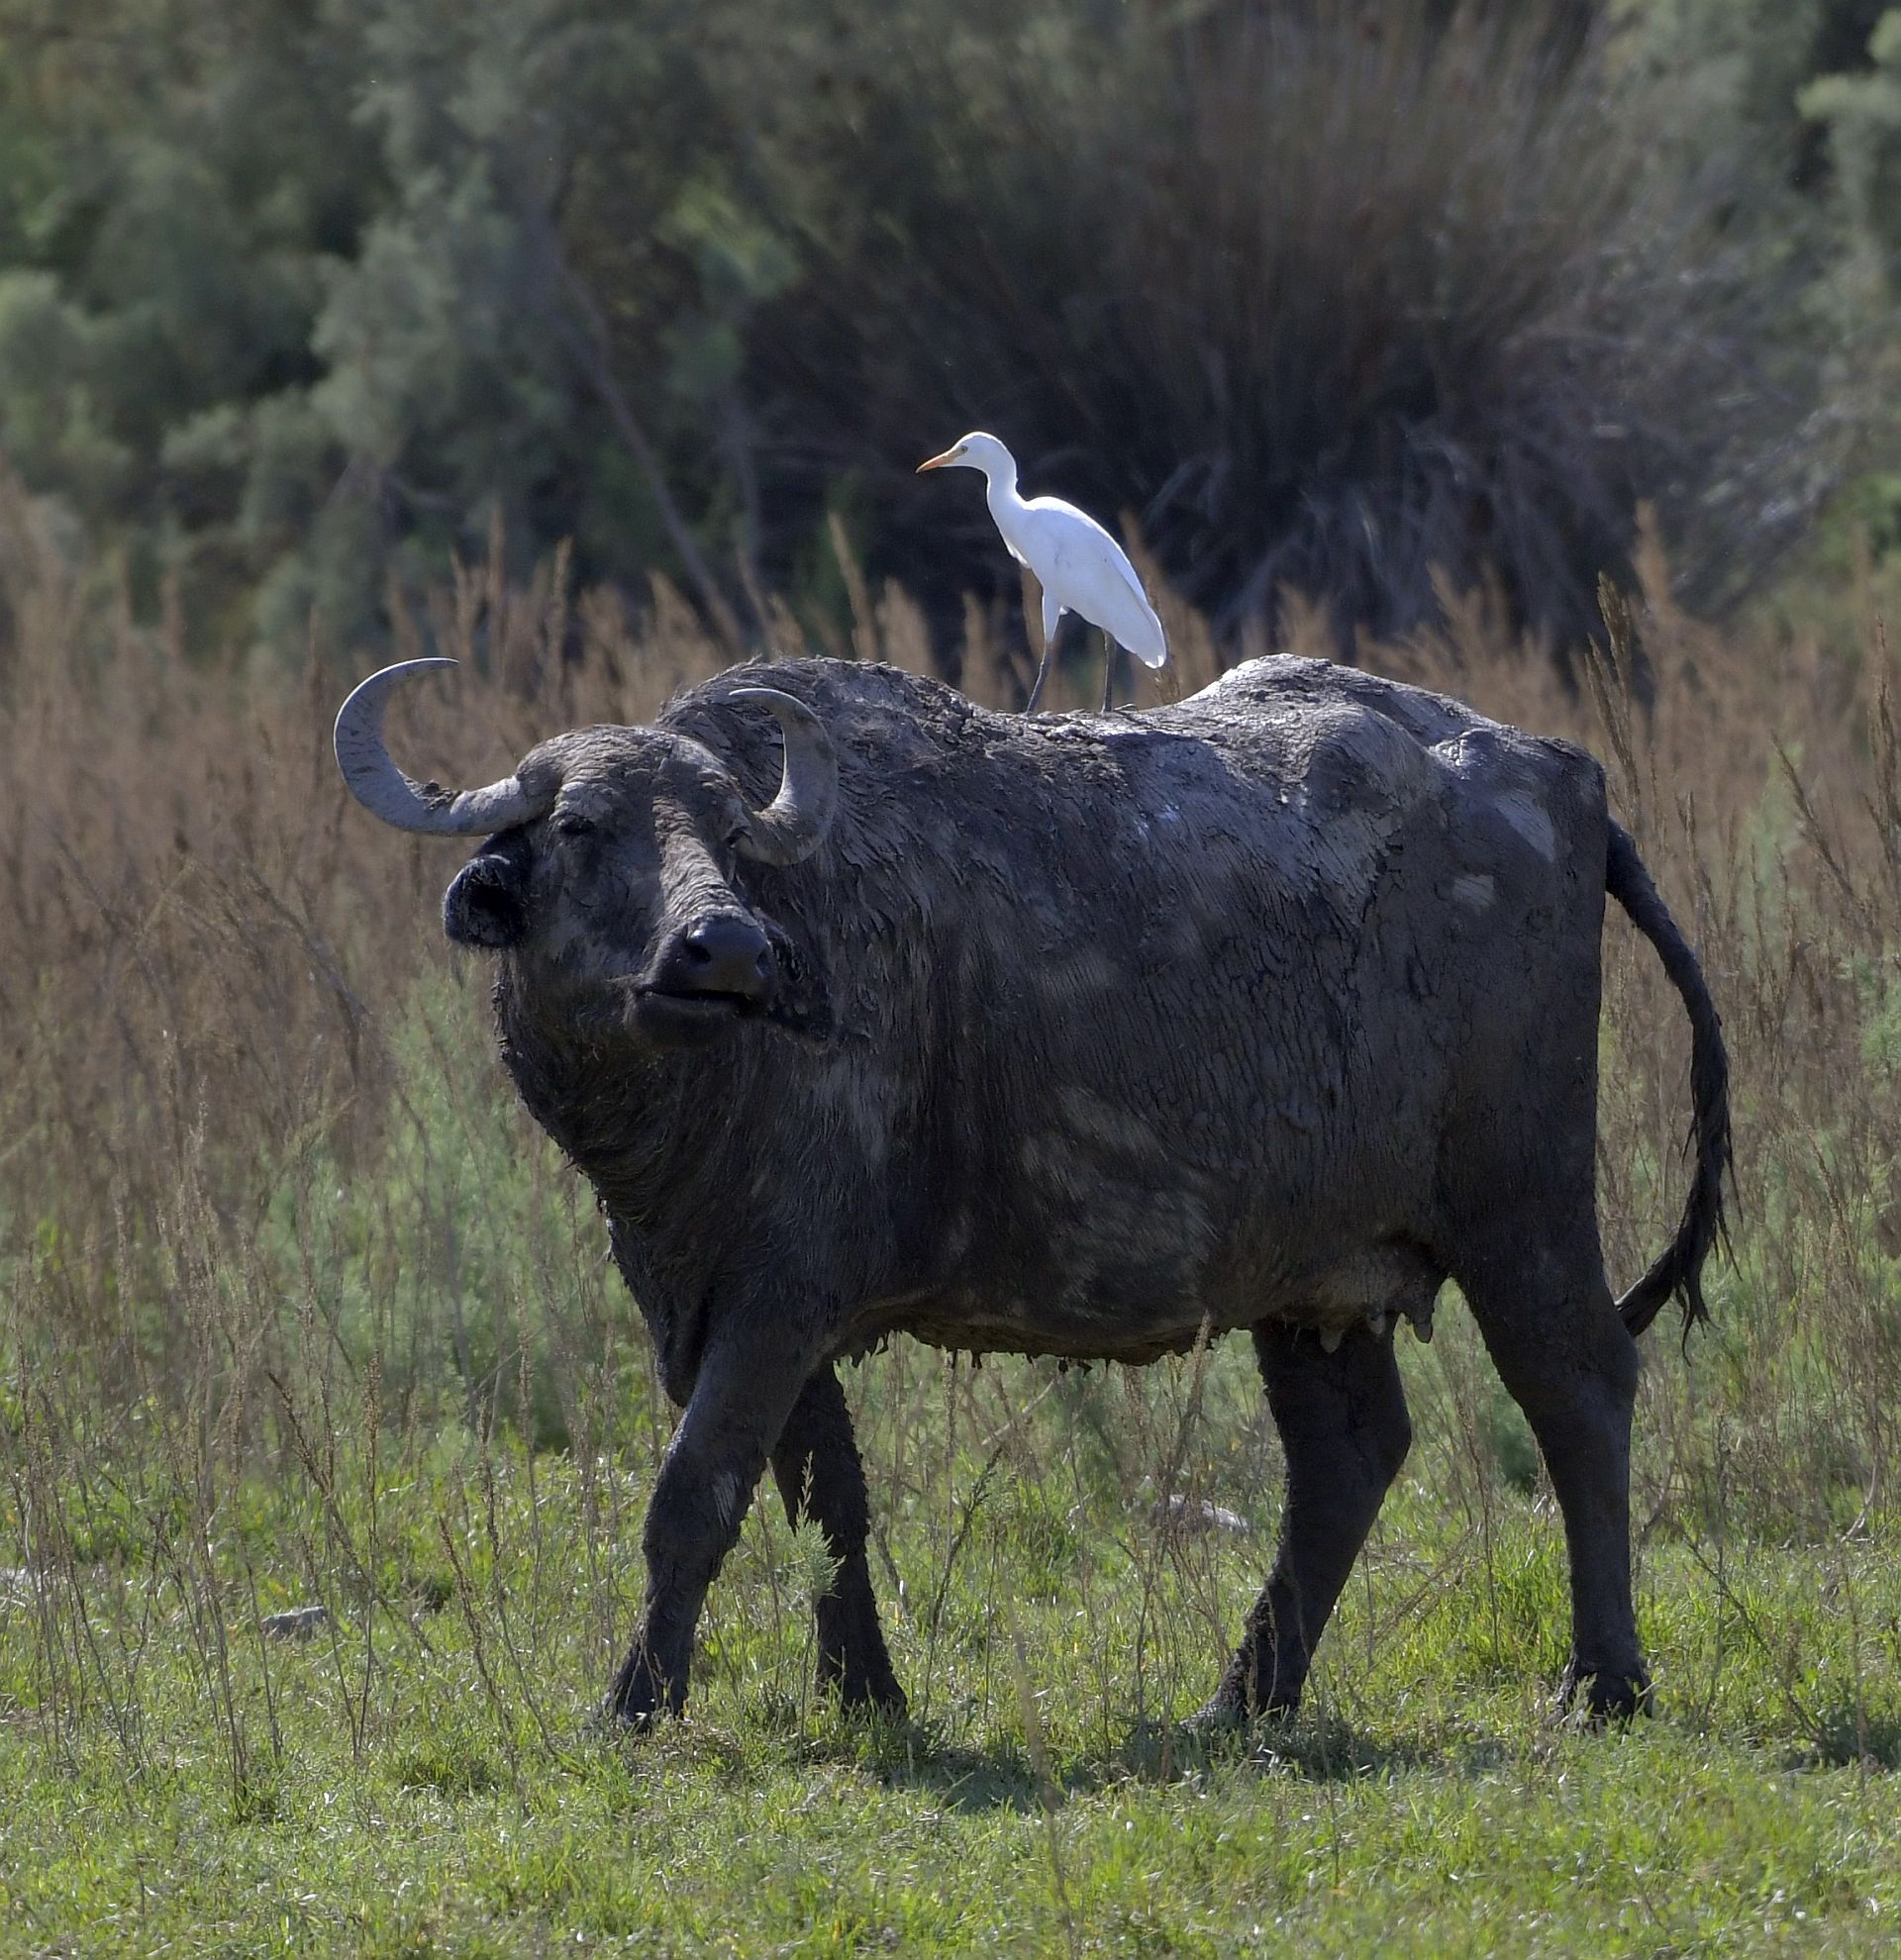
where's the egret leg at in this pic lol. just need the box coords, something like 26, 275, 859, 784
1100, 631, 1118, 713
1024, 645, 1054, 715
1026, 619, 1058, 713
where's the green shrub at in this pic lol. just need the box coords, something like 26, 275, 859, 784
0, 0, 1839, 662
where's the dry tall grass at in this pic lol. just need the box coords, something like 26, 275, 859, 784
2, 467, 1898, 1773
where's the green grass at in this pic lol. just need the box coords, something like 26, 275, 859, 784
4, 954, 1899, 1957
2, 1395, 1898, 1957
4, 450, 1900, 1953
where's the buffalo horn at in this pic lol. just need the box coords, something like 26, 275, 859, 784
728, 688, 839, 866
334, 659, 551, 835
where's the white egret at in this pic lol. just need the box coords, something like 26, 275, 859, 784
917, 433, 1166, 712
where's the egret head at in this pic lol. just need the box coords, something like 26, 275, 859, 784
916, 432, 1014, 479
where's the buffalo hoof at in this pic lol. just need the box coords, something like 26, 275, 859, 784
603, 1646, 685, 1731
589, 1696, 654, 1738
1556, 1659, 1653, 1725
815, 1597, 907, 1716
1184, 1682, 1298, 1732
823, 1664, 908, 1718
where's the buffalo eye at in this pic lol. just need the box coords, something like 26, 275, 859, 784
554, 813, 597, 840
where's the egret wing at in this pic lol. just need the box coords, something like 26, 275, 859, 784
1030, 498, 1168, 668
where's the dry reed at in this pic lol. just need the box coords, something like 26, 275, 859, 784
2, 464, 1897, 1778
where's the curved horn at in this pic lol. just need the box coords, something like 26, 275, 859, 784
334, 659, 551, 835
728, 687, 839, 867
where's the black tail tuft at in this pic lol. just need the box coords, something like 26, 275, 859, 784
1604, 822, 1732, 1341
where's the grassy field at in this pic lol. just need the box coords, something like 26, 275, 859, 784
2, 502, 1900, 1953
3, 1400, 1899, 1956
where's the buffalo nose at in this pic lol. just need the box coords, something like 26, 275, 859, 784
680, 914, 774, 1000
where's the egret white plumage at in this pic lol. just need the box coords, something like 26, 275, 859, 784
917, 433, 1166, 712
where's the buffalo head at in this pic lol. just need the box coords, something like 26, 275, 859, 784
333, 659, 837, 1047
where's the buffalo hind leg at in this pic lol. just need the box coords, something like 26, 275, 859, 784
770, 1365, 906, 1715
606, 1328, 812, 1727
1461, 1238, 1649, 1720
1199, 1318, 1412, 1723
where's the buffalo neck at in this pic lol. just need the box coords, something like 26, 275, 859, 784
492, 970, 764, 1248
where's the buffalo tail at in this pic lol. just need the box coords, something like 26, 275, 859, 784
1604, 820, 1732, 1340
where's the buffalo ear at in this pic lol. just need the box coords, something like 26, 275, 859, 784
444, 852, 530, 949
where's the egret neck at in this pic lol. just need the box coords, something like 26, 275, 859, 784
972, 447, 1027, 552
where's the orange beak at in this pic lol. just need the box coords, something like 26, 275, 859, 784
916, 446, 960, 472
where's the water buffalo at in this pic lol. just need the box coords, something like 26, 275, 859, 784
335, 653, 1728, 1727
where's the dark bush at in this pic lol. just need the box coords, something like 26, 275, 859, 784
0, 0, 1839, 663
714, 0, 1828, 657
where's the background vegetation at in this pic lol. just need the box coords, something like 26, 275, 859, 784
1, 497, 1899, 1949
0, 0, 1897, 662
5, 0, 1901, 1952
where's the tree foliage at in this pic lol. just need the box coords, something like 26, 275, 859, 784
0, 0, 1881, 665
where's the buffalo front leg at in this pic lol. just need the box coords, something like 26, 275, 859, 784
1198, 1318, 1412, 1724
606, 1329, 813, 1727
770, 1365, 906, 1715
